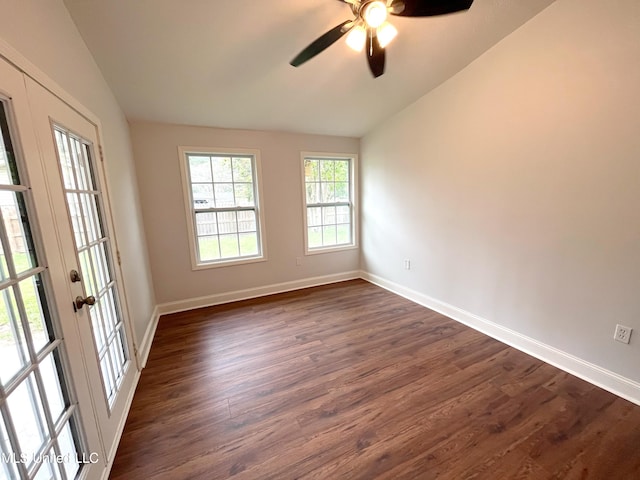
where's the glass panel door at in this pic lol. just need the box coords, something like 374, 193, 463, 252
52, 128, 128, 408
0, 94, 85, 480
25, 76, 137, 466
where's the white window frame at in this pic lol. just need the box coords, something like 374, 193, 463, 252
301, 152, 358, 255
179, 146, 267, 270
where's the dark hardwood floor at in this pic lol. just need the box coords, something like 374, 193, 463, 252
109, 280, 640, 479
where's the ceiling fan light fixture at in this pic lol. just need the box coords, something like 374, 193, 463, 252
346, 25, 367, 52
377, 22, 397, 48
363, 1, 388, 28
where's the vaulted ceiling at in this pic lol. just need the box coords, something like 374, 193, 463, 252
64, 0, 556, 137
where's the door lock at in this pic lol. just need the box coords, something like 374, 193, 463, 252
70, 270, 81, 283
74, 295, 96, 310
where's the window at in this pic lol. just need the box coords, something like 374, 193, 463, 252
179, 147, 266, 268
302, 153, 357, 253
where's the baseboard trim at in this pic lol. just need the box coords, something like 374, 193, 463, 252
157, 271, 361, 315
137, 306, 160, 369
361, 271, 640, 406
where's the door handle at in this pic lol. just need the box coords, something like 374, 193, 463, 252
75, 295, 96, 310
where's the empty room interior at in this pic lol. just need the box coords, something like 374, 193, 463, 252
0, 0, 639, 479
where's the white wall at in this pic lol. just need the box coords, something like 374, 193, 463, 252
0, 0, 156, 343
361, 0, 640, 384
130, 122, 360, 305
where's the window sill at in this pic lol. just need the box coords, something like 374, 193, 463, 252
191, 254, 267, 271
304, 244, 358, 256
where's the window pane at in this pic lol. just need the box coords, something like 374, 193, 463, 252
195, 212, 217, 236
189, 156, 212, 182
58, 418, 81, 480
53, 129, 76, 190
214, 184, 234, 208
32, 451, 58, 480
305, 182, 320, 204
92, 297, 107, 353
304, 159, 319, 182
335, 160, 349, 182
217, 211, 237, 234
0, 103, 20, 186
322, 206, 336, 226
211, 157, 232, 182
198, 236, 220, 261
335, 182, 349, 202
322, 183, 335, 203
0, 419, 19, 478
0, 233, 8, 280
0, 286, 28, 385
66, 193, 85, 248
336, 205, 351, 224
323, 225, 337, 246
307, 207, 321, 227
91, 243, 109, 295
19, 274, 53, 354
39, 350, 67, 424
100, 354, 115, 400
79, 194, 97, 244
320, 160, 335, 182
192, 184, 213, 209
1, 192, 37, 274
219, 234, 239, 258
69, 137, 88, 192
79, 250, 97, 301
234, 183, 254, 207
237, 211, 256, 233
308, 227, 322, 248
7, 374, 48, 469
232, 157, 253, 182
337, 224, 351, 244
239, 233, 258, 256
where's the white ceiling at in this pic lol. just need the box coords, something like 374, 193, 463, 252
64, 0, 556, 137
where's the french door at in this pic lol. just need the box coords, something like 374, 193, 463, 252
0, 58, 136, 479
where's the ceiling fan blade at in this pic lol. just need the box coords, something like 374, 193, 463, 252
366, 31, 385, 78
290, 20, 354, 67
390, 0, 473, 17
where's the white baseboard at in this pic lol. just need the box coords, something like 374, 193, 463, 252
361, 271, 640, 406
157, 271, 361, 315
137, 306, 160, 369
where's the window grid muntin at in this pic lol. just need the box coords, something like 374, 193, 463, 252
53, 126, 128, 407
0, 99, 85, 480
304, 157, 354, 250
187, 154, 263, 264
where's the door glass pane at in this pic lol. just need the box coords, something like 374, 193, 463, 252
58, 418, 81, 480
52, 126, 129, 408
0, 286, 28, 384
6, 374, 48, 469
39, 350, 66, 424
18, 273, 53, 353
0, 98, 87, 480
1, 192, 37, 275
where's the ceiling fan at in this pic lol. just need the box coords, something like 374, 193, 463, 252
290, 0, 474, 78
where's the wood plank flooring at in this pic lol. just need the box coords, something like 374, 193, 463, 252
109, 280, 640, 479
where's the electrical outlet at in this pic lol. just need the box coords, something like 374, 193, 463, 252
614, 324, 632, 344
404, 259, 411, 270
296, 257, 302, 266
